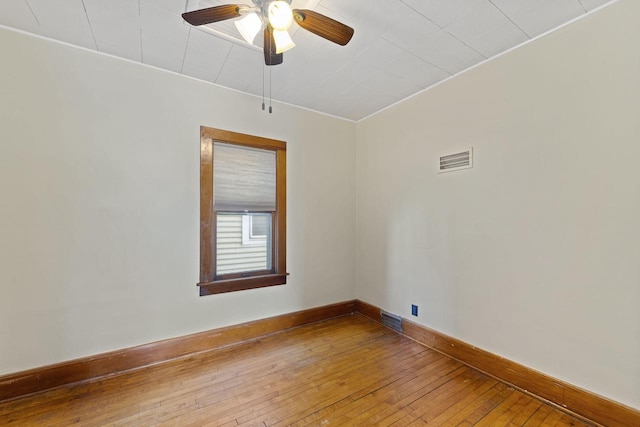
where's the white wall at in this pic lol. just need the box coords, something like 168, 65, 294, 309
356, 0, 639, 410
0, 27, 356, 374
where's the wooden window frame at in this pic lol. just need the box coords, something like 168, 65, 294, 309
199, 126, 287, 296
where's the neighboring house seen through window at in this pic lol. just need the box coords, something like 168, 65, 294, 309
199, 127, 287, 296
241, 213, 269, 246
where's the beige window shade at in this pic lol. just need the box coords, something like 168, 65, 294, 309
214, 142, 276, 212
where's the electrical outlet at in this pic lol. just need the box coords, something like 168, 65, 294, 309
411, 305, 418, 316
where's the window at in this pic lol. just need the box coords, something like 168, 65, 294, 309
199, 127, 287, 296
241, 214, 269, 246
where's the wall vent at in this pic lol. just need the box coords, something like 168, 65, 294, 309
380, 310, 403, 332
439, 147, 473, 173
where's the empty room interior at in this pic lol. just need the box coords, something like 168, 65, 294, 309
0, 0, 638, 425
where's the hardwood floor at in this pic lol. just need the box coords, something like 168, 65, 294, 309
0, 314, 591, 426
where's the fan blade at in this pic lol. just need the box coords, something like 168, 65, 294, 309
293, 9, 354, 46
182, 5, 241, 26
264, 27, 283, 66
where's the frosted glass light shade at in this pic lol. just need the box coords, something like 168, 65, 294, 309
268, 1, 293, 31
235, 13, 262, 44
272, 29, 295, 53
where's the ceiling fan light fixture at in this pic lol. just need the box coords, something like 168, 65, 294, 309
181, 3, 355, 68
268, 1, 293, 31
234, 12, 262, 44
272, 29, 295, 53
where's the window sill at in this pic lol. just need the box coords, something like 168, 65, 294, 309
198, 273, 288, 296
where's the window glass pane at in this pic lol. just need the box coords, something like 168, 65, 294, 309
250, 214, 268, 237
217, 213, 272, 275
214, 142, 276, 212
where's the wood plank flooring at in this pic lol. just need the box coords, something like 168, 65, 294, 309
0, 314, 592, 426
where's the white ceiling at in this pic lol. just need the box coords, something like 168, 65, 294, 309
0, 0, 613, 121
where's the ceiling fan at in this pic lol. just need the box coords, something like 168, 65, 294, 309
182, 0, 355, 66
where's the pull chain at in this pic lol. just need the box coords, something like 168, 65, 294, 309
261, 58, 265, 111
269, 63, 273, 113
